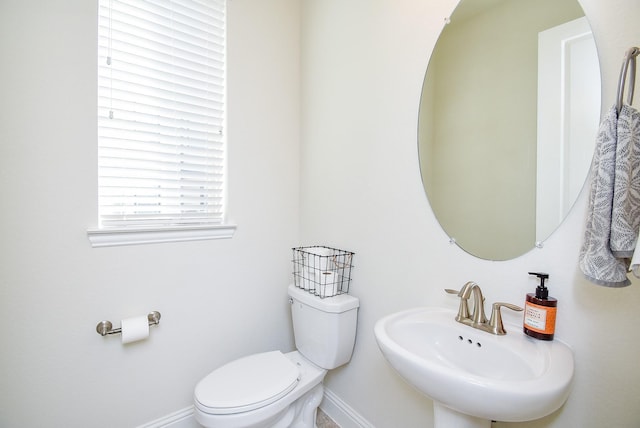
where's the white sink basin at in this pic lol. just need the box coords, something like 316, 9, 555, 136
374, 307, 574, 424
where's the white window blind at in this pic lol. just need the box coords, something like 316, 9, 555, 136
97, 0, 226, 229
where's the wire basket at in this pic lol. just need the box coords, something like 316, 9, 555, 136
292, 246, 354, 298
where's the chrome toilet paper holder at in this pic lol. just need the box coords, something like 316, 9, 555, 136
96, 311, 161, 336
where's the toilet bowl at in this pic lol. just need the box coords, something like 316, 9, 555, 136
194, 285, 359, 428
194, 351, 326, 428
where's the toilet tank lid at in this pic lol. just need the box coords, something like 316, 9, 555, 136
288, 284, 359, 313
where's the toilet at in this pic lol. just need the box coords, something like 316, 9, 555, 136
194, 284, 360, 428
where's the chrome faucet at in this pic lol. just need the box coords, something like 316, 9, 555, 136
445, 282, 523, 335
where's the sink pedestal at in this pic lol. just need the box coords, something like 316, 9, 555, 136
434, 403, 491, 428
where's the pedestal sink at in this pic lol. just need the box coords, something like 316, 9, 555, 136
374, 307, 574, 428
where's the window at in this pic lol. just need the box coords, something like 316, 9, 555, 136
89, 0, 235, 247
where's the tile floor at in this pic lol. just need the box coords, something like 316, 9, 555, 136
317, 409, 340, 428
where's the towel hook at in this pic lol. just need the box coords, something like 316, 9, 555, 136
616, 47, 640, 114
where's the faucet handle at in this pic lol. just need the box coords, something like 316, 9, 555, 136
495, 302, 524, 311
488, 302, 524, 335
444, 288, 471, 322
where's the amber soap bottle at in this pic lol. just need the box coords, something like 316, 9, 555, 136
523, 272, 557, 341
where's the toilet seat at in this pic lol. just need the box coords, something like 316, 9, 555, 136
194, 351, 300, 415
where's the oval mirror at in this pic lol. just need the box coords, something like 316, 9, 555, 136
418, 0, 601, 260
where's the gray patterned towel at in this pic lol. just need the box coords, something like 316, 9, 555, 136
579, 104, 640, 287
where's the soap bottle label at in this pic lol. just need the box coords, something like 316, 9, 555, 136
524, 302, 556, 334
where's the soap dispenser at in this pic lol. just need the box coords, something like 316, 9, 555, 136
523, 272, 557, 341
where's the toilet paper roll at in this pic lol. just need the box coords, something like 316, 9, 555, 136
304, 247, 334, 271
303, 274, 313, 290
121, 315, 149, 344
318, 271, 339, 297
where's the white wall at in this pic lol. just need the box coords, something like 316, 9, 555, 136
300, 0, 640, 427
0, 0, 300, 427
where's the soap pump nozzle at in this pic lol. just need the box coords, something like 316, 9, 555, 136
528, 272, 549, 299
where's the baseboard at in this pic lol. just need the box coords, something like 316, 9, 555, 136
136, 388, 373, 428
136, 405, 199, 428
320, 387, 374, 428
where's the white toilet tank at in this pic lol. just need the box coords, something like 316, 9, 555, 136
288, 284, 359, 370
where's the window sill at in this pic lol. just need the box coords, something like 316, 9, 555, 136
87, 224, 237, 248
